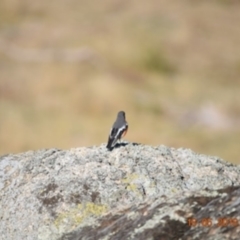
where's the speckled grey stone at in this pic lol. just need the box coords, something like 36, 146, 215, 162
0, 143, 240, 240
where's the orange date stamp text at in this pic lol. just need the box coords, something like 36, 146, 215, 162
187, 217, 239, 227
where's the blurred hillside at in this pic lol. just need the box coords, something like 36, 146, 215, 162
0, 0, 240, 163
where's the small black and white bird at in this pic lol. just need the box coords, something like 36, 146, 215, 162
106, 111, 128, 150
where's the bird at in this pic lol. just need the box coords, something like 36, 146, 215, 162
106, 111, 128, 150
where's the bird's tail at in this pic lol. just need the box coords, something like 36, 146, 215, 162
106, 137, 117, 151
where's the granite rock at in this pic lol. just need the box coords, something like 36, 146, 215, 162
0, 142, 240, 240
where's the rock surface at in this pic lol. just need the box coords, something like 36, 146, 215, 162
0, 142, 240, 240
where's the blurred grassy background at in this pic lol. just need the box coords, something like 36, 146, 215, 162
0, 0, 240, 163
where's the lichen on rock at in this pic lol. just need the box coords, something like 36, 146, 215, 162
0, 143, 240, 240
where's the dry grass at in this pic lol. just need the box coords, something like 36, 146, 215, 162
0, 0, 240, 163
